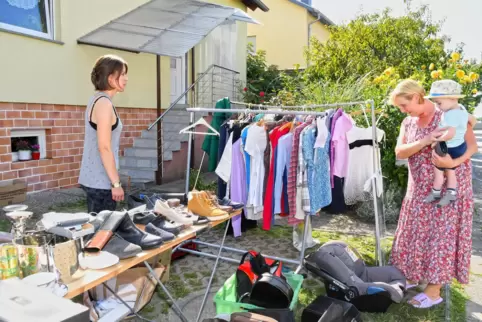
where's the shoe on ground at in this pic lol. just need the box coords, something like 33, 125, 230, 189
188, 191, 229, 221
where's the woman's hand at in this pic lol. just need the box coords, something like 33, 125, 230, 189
432, 151, 454, 169
423, 127, 447, 146
112, 186, 125, 202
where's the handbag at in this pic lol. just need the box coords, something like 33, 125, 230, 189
236, 251, 283, 301
248, 273, 294, 309
230, 312, 277, 322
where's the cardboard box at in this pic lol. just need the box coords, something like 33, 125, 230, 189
0, 179, 27, 207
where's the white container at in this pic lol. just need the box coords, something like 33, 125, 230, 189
18, 150, 32, 161
11, 152, 19, 162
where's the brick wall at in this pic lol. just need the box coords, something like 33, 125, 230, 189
0, 102, 157, 193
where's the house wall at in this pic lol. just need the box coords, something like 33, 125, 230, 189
0, 0, 249, 193
247, 0, 330, 69
309, 12, 331, 45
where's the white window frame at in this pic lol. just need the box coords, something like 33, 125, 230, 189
11, 129, 47, 159
0, 0, 54, 40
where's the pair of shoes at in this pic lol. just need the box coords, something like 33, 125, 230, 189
133, 211, 183, 236
154, 199, 208, 225
86, 212, 164, 254
188, 191, 229, 221
424, 191, 456, 207
408, 292, 443, 308
218, 196, 244, 210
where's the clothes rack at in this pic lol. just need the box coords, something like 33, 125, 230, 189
176, 99, 386, 321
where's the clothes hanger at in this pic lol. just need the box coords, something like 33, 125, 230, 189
179, 117, 220, 136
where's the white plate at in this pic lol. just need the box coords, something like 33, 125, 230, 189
23, 272, 56, 287
3, 204, 28, 212
6, 211, 33, 220
79, 251, 119, 270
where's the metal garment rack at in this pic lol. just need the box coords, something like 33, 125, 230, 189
172, 99, 386, 321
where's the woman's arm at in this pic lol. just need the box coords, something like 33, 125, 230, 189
94, 98, 120, 186
432, 125, 478, 168
395, 123, 430, 160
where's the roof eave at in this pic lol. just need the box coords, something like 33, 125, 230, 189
242, 0, 269, 12
287, 0, 334, 26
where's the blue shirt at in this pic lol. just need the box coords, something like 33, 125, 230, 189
241, 127, 251, 190
440, 107, 468, 148
274, 133, 293, 214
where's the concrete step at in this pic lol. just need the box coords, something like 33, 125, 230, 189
141, 129, 157, 139
119, 167, 156, 181
120, 156, 158, 169
124, 147, 172, 161
134, 138, 157, 149
163, 140, 181, 152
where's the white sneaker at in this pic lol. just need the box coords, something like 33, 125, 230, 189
154, 199, 198, 225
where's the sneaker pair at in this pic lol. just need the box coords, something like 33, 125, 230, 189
424, 189, 456, 207
154, 199, 209, 225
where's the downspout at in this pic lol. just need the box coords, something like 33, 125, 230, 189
307, 14, 321, 67
156, 55, 163, 185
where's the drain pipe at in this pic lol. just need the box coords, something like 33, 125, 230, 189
155, 55, 163, 185
307, 14, 321, 67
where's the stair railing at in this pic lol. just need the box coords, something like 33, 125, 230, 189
146, 64, 240, 185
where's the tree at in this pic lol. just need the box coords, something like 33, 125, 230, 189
305, 7, 447, 82
243, 44, 283, 104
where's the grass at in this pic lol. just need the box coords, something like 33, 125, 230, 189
0, 218, 11, 232
48, 199, 87, 212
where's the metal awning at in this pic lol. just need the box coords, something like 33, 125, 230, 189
77, 0, 260, 57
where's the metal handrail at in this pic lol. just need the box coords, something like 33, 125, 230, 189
146, 64, 240, 131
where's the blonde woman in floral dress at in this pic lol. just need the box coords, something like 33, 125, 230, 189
389, 79, 476, 308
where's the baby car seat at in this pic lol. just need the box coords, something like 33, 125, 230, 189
304, 240, 406, 313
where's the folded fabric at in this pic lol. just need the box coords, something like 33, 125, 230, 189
85, 212, 126, 252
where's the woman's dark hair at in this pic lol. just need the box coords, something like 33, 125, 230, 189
91, 55, 128, 91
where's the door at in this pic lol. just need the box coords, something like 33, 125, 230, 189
170, 57, 186, 104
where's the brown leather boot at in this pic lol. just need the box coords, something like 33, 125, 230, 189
188, 191, 229, 221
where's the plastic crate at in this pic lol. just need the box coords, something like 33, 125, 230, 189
214, 272, 304, 315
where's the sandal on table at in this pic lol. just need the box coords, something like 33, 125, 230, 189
409, 292, 443, 308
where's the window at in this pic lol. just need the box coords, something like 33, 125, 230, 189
0, 0, 54, 39
10, 129, 47, 159
247, 36, 256, 53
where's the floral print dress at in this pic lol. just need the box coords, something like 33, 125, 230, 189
390, 109, 473, 285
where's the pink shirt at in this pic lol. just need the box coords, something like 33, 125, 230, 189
331, 112, 353, 182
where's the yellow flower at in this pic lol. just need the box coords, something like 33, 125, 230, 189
455, 70, 465, 79
373, 76, 382, 84
451, 52, 461, 61
448, 59, 454, 63
469, 72, 480, 81
384, 67, 394, 76
456, 64, 462, 69
429, 63, 435, 71
431, 70, 440, 79
473, 89, 478, 95
463, 75, 472, 83
437, 70, 444, 78
421, 65, 426, 70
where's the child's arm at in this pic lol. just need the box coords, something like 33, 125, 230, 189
435, 126, 456, 142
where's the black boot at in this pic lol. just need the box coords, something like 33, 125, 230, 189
116, 213, 163, 250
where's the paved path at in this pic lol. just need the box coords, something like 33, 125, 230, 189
466, 122, 482, 321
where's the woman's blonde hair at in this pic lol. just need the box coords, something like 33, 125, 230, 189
389, 79, 425, 105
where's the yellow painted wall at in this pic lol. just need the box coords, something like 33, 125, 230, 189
309, 12, 331, 44
0, 0, 248, 109
247, 0, 308, 70
247, 0, 331, 70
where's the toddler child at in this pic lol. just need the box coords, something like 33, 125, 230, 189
424, 79, 476, 207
